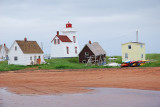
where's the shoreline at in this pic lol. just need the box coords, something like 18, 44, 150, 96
0, 67, 160, 95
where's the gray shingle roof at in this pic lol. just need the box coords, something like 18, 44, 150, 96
87, 42, 106, 56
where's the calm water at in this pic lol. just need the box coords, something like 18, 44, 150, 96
0, 87, 160, 107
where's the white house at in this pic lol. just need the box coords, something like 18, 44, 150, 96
0, 43, 9, 61
8, 38, 45, 65
50, 22, 80, 58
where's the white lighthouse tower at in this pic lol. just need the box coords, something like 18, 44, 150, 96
61, 22, 76, 39
50, 22, 80, 58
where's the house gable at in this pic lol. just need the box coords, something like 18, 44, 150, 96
8, 41, 24, 55
79, 45, 94, 63
8, 41, 23, 55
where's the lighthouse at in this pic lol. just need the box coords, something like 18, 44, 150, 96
51, 22, 80, 58
61, 22, 77, 42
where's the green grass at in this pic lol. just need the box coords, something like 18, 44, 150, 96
0, 54, 160, 71
38, 57, 115, 69
0, 61, 27, 71
141, 54, 160, 67
106, 56, 122, 64
0, 57, 118, 71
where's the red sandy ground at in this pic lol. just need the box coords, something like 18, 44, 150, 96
0, 67, 160, 95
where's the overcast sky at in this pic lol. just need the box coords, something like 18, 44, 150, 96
0, 0, 160, 56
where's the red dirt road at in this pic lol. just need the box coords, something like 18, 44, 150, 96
0, 67, 160, 95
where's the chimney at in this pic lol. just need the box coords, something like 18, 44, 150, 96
24, 37, 27, 42
4, 43, 6, 47
89, 40, 91, 44
136, 30, 138, 42
57, 31, 59, 35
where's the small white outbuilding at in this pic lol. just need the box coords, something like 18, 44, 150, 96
0, 43, 9, 61
8, 38, 45, 65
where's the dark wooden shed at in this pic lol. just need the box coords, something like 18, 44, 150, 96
79, 41, 106, 65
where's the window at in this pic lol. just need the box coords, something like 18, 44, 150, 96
34, 56, 37, 60
140, 44, 143, 48
85, 52, 89, 58
54, 39, 56, 44
125, 53, 128, 58
14, 56, 18, 61
30, 56, 32, 60
15, 46, 17, 51
141, 54, 143, 58
73, 36, 76, 43
128, 45, 131, 49
82, 60, 86, 63
75, 47, 77, 54
66, 47, 69, 54
58, 39, 60, 44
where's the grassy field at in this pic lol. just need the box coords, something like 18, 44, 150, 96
141, 54, 160, 67
38, 58, 114, 70
0, 57, 115, 71
0, 54, 159, 71
0, 61, 27, 71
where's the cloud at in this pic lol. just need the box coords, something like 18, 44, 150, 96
75, 14, 140, 24
0, 0, 160, 55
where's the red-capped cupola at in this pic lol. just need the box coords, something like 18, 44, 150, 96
66, 21, 72, 28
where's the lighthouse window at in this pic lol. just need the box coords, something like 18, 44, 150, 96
73, 36, 76, 43
140, 44, 143, 48
58, 39, 60, 44
75, 47, 77, 54
66, 47, 69, 54
54, 39, 56, 44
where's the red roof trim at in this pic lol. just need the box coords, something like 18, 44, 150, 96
51, 35, 72, 43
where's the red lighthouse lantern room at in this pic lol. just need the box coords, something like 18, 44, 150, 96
66, 21, 72, 28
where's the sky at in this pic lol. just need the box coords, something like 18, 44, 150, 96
0, 0, 160, 56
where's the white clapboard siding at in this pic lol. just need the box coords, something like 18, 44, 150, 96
8, 41, 45, 65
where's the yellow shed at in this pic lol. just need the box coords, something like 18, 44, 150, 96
121, 42, 145, 62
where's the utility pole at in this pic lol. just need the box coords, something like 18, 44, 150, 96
41, 42, 43, 51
